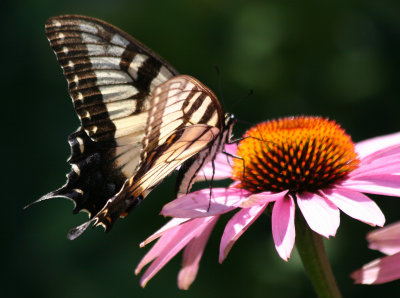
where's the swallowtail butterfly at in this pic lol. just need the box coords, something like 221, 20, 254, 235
30, 15, 235, 239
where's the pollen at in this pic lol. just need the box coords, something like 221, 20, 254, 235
232, 116, 360, 194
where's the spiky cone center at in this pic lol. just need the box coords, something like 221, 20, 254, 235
232, 116, 360, 194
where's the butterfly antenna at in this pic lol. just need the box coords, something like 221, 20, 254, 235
236, 118, 256, 127
231, 89, 254, 110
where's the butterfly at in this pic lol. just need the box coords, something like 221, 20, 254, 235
29, 15, 235, 239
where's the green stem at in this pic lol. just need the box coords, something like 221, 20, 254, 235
295, 211, 342, 298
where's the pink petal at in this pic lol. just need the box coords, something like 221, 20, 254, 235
140, 218, 190, 247
339, 175, 400, 197
369, 239, 400, 256
322, 188, 385, 227
362, 149, 400, 167
178, 217, 218, 290
297, 192, 340, 238
351, 156, 400, 177
136, 225, 182, 275
272, 196, 295, 261
367, 222, 400, 255
219, 204, 267, 263
136, 217, 214, 287
196, 156, 233, 181
351, 252, 400, 284
195, 143, 238, 181
240, 190, 288, 208
224, 143, 238, 155
162, 188, 251, 218
355, 131, 400, 160
368, 221, 400, 242
358, 147, 400, 168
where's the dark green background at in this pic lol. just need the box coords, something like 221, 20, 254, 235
4, 0, 400, 297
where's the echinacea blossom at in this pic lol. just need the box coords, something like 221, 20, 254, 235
351, 221, 400, 284
136, 116, 400, 289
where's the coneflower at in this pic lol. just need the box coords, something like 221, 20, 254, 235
136, 116, 400, 291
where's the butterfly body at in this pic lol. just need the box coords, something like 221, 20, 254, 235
30, 15, 235, 238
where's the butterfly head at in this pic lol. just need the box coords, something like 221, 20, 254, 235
224, 113, 236, 144
224, 113, 236, 127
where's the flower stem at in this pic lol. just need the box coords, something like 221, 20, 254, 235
295, 211, 342, 298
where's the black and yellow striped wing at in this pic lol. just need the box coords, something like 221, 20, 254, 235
29, 15, 235, 239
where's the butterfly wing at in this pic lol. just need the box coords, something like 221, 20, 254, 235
29, 15, 178, 217
68, 75, 225, 237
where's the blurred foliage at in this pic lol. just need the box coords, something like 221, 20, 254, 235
4, 0, 400, 297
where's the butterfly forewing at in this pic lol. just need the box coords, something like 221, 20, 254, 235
45, 15, 178, 142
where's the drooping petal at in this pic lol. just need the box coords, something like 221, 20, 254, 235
355, 131, 400, 160
178, 216, 218, 290
196, 143, 238, 181
139, 217, 190, 247
162, 187, 251, 218
272, 195, 295, 261
351, 253, 400, 284
367, 222, 400, 255
338, 175, 400, 197
240, 190, 288, 208
219, 204, 267, 263
322, 188, 385, 227
136, 217, 215, 287
297, 192, 340, 238
136, 224, 182, 275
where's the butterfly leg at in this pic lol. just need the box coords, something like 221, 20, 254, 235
206, 159, 216, 212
